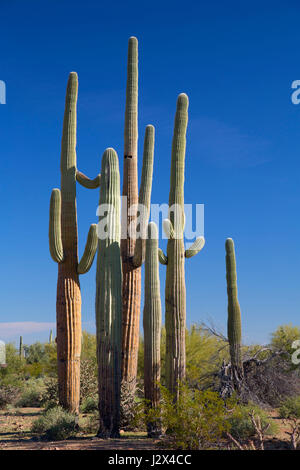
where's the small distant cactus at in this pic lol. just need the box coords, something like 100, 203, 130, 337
143, 222, 162, 437
96, 148, 122, 438
225, 238, 243, 384
158, 94, 205, 398
19, 336, 23, 359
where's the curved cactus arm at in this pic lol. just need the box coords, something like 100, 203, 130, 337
132, 125, 155, 267
158, 248, 168, 265
49, 188, 64, 263
77, 224, 98, 274
162, 218, 175, 240
185, 236, 205, 258
76, 170, 101, 189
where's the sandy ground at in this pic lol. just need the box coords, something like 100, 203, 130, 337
0, 407, 295, 450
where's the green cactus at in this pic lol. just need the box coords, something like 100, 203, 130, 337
121, 37, 155, 408
143, 222, 162, 437
49, 72, 99, 414
96, 148, 122, 438
158, 94, 205, 398
225, 238, 243, 381
19, 336, 23, 359
49, 330, 53, 344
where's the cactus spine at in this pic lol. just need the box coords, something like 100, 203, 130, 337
96, 148, 122, 438
143, 222, 161, 437
159, 94, 205, 398
225, 238, 243, 383
48, 72, 98, 414
121, 37, 154, 403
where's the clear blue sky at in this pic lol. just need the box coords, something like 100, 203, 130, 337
1, 0, 300, 345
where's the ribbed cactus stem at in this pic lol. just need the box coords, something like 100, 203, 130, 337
96, 148, 122, 438
48, 72, 98, 414
49, 330, 53, 344
160, 93, 205, 399
19, 336, 23, 359
143, 222, 161, 437
225, 238, 243, 373
121, 37, 154, 411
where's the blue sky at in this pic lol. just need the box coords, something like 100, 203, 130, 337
1, 0, 300, 345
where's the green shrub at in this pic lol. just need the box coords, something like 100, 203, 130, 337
0, 384, 20, 409
41, 377, 59, 410
16, 378, 46, 407
142, 383, 233, 450
279, 396, 300, 419
228, 403, 278, 440
80, 396, 98, 413
31, 407, 77, 440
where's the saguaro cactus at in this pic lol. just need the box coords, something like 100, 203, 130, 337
143, 222, 162, 437
225, 238, 243, 385
96, 148, 122, 438
19, 336, 23, 359
49, 72, 98, 414
121, 36, 154, 405
158, 94, 205, 398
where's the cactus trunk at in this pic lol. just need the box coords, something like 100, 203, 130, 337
49, 73, 98, 414
121, 38, 154, 413
159, 94, 205, 399
143, 222, 161, 437
225, 238, 243, 388
96, 148, 122, 438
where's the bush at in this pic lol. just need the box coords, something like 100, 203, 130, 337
228, 403, 277, 440
279, 396, 300, 419
142, 384, 233, 449
31, 407, 77, 440
41, 377, 59, 410
0, 384, 20, 409
80, 359, 97, 403
16, 378, 46, 407
80, 396, 98, 413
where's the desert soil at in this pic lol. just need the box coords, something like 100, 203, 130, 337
0, 407, 295, 450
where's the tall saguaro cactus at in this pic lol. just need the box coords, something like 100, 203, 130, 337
225, 238, 243, 385
96, 148, 122, 438
143, 222, 161, 437
49, 72, 98, 414
158, 94, 205, 398
121, 36, 154, 405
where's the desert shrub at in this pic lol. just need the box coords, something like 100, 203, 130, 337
16, 378, 46, 407
80, 359, 97, 403
279, 396, 300, 419
228, 403, 277, 440
31, 406, 77, 440
80, 396, 98, 413
0, 384, 20, 409
142, 383, 233, 450
271, 324, 300, 355
41, 377, 59, 410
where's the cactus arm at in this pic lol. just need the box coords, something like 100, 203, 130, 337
132, 125, 155, 267
185, 236, 205, 258
158, 248, 168, 265
49, 188, 64, 263
77, 224, 98, 274
76, 170, 101, 189
163, 218, 175, 240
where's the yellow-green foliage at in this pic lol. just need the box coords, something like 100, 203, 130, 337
81, 331, 96, 361
228, 403, 278, 439
271, 324, 300, 353
143, 383, 233, 449
279, 396, 300, 419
